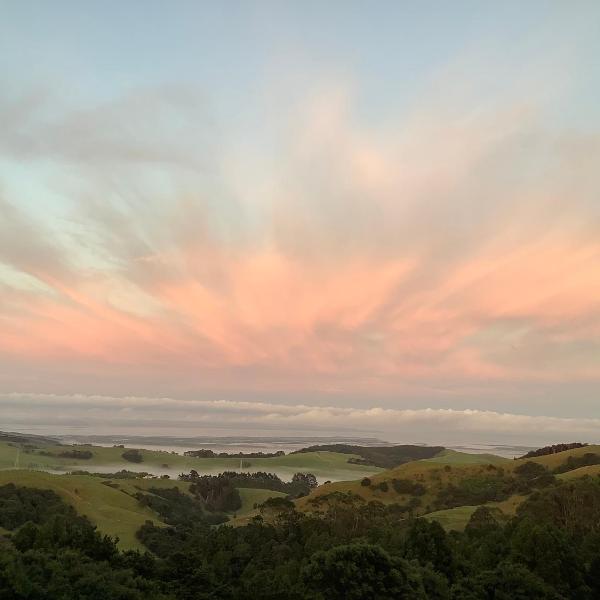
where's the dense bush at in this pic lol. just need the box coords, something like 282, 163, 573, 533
292, 444, 444, 468
135, 487, 228, 526
391, 478, 426, 496
3, 477, 600, 599
180, 470, 317, 498
58, 449, 93, 459
0, 484, 73, 530
520, 442, 587, 459
553, 452, 600, 474
122, 449, 144, 463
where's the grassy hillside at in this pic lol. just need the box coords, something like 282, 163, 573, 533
518, 444, 600, 469
236, 488, 287, 517
557, 464, 600, 481
0, 470, 302, 549
292, 444, 444, 468
421, 449, 510, 465
0, 470, 160, 550
0, 441, 382, 482
295, 444, 600, 535
425, 505, 478, 531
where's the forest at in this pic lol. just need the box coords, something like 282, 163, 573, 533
1, 471, 600, 599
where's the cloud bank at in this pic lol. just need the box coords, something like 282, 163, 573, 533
1, 393, 599, 446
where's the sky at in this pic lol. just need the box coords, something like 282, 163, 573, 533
1, 1, 599, 443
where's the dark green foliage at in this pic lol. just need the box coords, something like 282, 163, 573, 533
188, 475, 242, 513
451, 562, 562, 599
301, 544, 411, 599
553, 452, 600, 474
70, 469, 151, 479
508, 518, 588, 597
0, 485, 167, 599
122, 449, 144, 463
377, 481, 389, 492
436, 475, 511, 509
3, 475, 600, 599
516, 477, 600, 534
57, 449, 93, 459
292, 472, 318, 490
403, 519, 456, 578
520, 442, 587, 459
392, 478, 426, 496
361, 477, 371, 486
135, 487, 228, 527
292, 444, 444, 468
465, 506, 502, 537
184, 448, 285, 458
0, 484, 73, 530
514, 461, 548, 479
258, 496, 295, 514
513, 462, 556, 490
180, 470, 315, 498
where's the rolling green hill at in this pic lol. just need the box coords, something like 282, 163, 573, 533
0, 470, 288, 550
296, 444, 600, 535
0, 470, 160, 550
0, 440, 382, 483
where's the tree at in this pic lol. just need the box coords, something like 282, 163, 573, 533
292, 473, 318, 489
513, 461, 548, 480
404, 519, 455, 578
302, 543, 410, 599
122, 449, 143, 463
465, 506, 501, 537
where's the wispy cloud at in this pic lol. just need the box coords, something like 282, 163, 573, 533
0, 35, 599, 418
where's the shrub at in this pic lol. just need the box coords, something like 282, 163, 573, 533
392, 478, 426, 496
58, 450, 93, 460
121, 449, 143, 463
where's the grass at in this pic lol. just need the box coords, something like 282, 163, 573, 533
104, 477, 193, 497
557, 464, 600, 481
516, 445, 600, 469
422, 449, 510, 465
0, 468, 293, 549
0, 470, 161, 550
0, 442, 382, 483
235, 488, 287, 517
425, 506, 478, 531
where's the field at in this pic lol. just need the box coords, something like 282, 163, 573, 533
425, 505, 478, 531
297, 449, 512, 512
0, 441, 382, 483
5, 442, 600, 547
0, 469, 289, 550
421, 449, 510, 465
0, 470, 159, 550
557, 464, 600, 481
521, 444, 600, 468
236, 488, 287, 517
298, 444, 600, 530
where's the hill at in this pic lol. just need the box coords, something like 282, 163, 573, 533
0, 470, 161, 550
0, 439, 382, 483
3, 442, 600, 598
291, 444, 444, 468
297, 444, 600, 533
0, 430, 59, 446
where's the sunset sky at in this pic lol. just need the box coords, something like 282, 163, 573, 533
1, 1, 599, 442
